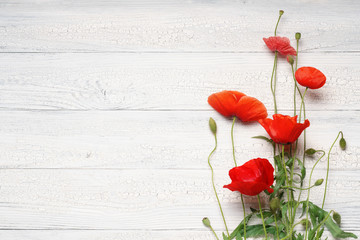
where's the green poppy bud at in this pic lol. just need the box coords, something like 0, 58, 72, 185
287, 55, 294, 65
209, 118, 217, 135
270, 197, 280, 213
333, 211, 341, 225
279, 10, 284, 16
314, 178, 324, 186
305, 148, 316, 155
300, 219, 311, 228
202, 217, 211, 227
295, 32, 301, 40
340, 137, 346, 150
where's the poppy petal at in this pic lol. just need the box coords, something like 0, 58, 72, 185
295, 67, 326, 89
235, 96, 268, 122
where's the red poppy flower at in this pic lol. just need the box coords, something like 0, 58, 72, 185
263, 36, 297, 56
295, 67, 326, 89
258, 114, 310, 145
223, 158, 274, 196
208, 91, 268, 121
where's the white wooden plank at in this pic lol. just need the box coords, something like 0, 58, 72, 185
0, 110, 358, 169
0, 230, 358, 240
0, 52, 359, 110
0, 0, 359, 52
0, 169, 358, 231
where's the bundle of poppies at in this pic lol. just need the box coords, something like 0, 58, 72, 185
202, 11, 357, 240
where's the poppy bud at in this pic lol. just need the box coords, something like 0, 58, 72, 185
202, 217, 211, 227
314, 178, 324, 186
340, 137, 346, 150
287, 55, 294, 65
333, 211, 341, 225
295, 32, 301, 40
300, 219, 311, 228
209, 118, 217, 135
270, 197, 280, 213
305, 148, 316, 155
279, 10, 284, 16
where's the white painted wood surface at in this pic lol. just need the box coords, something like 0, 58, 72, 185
0, 0, 359, 239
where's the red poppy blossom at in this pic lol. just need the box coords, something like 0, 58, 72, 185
208, 91, 268, 121
263, 36, 297, 56
258, 114, 310, 145
224, 158, 274, 196
295, 67, 326, 89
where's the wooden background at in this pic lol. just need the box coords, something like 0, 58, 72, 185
0, 0, 359, 239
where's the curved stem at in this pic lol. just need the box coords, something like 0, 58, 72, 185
270, 52, 278, 114
241, 194, 247, 240
274, 13, 283, 36
209, 225, 220, 240
257, 195, 268, 239
304, 150, 326, 240
208, 134, 230, 237
231, 116, 237, 167
282, 184, 317, 191
322, 131, 343, 209
281, 145, 291, 228
274, 214, 280, 240
295, 39, 299, 71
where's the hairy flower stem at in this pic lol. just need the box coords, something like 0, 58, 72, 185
281, 145, 292, 237
270, 52, 278, 114
241, 194, 247, 240
274, 214, 280, 240
274, 12, 283, 36
295, 39, 299, 71
209, 224, 220, 240
322, 131, 343, 209
257, 195, 268, 239
207, 134, 230, 237
231, 116, 237, 167
305, 150, 326, 240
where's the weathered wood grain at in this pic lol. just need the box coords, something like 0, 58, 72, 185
0, 0, 359, 52
0, 169, 358, 231
0, 52, 359, 110
0, 110, 358, 169
0, 230, 358, 240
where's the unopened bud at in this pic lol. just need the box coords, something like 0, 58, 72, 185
295, 32, 301, 40
300, 219, 311, 228
305, 148, 316, 155
287, 55, 294, 65
270, 197, 280, 213
202, 217, 211, 227
340, 137, 346, 150
209, 118, 217, 135
314, 179, 324, 186
279, 10, 284, 16
333, 212, 341, 225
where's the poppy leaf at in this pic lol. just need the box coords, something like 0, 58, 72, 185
222, 232, 229, 240
252, 135, 274, 145
297, 159, 306, 181
229, 213, 254, 239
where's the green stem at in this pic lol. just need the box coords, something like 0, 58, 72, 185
209, 225, 220, 240
299, 88, 308, 123
295, 39, 299, 71
231, 116, 237, 167
270, 52, 278, 114
281, 145, 291, 230
208, 134, 230, 237
304, 150, 326, 240
257, 195, 268, 240
322, 131, 343, 209
274, 214, 280, 240
241, 194, 247, 240
282, 185, 317, 191
274, 13, 283, 36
